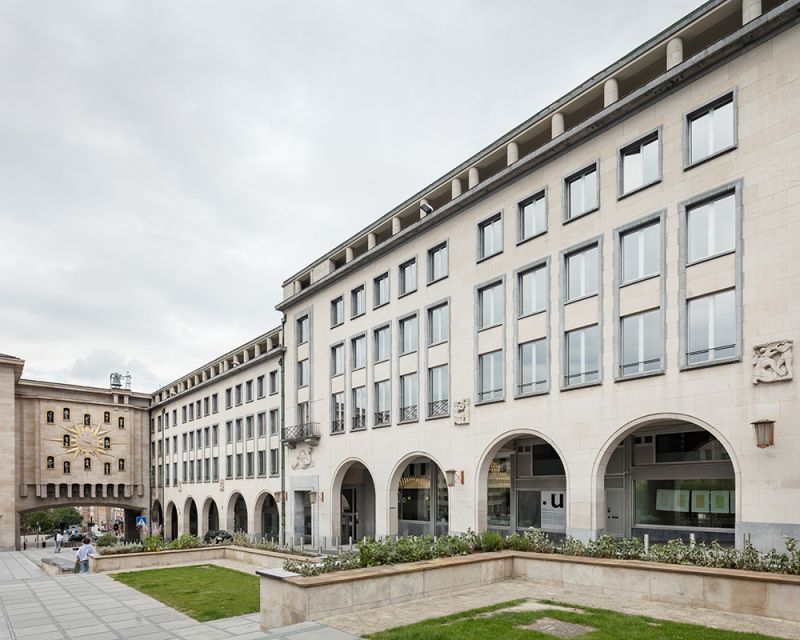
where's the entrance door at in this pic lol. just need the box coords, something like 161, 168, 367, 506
340, 487, 357, 543
605, 489, 624, 537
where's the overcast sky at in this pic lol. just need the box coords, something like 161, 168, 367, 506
0, 0, 701, 391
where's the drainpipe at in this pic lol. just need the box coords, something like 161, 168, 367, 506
160, 407, 165, 536
148, 408, 153, 538
279, 315, 287, 547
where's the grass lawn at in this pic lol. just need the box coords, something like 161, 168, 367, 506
112, 564, 259, 622
364, 599, 784, 640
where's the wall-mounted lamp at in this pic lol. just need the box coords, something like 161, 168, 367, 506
752, 419, 775, 448
445, 469, 464, 487
309, 491, 318, 504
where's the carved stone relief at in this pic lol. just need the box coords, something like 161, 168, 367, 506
753, 340, 793, 384
453, 399, 470, 425
291, 446, 314, 470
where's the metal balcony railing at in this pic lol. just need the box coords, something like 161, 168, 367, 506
374, 410, 390, 426
478, 388, 503, 402
352, 414, 366, 430
331, 419, 345, 434
518, 379, 548, 394
283, 422, 321, 445
428, 399, 449, 417
399, 405, 418, 421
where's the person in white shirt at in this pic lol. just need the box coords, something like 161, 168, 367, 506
75, 538, 93, 574
54, 530, 63, 553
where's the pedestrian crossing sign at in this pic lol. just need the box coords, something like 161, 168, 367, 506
135, 516, 147, 527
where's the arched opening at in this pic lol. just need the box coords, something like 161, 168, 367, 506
597, 415, 737, 546
83, 483, 91, 498
184, 498, 198, 536
166, 502, 178, 541
255, 493, 279, 540
59, 483, 68, 499
391, 455, 449, 537
202, 498, 219, 533
151, 500, 163, 533
228, 493, 248, 533
46, 484, 56, 499
106, 483, 114, 498
331, 460, 375, 544
478, 431, 568, 538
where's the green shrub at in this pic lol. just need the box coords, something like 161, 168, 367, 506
95, 532, 118, 548
203, 529, 233, 545
167, 533, 202, 550
97, 544, 144, 555
141, 535, 165, 552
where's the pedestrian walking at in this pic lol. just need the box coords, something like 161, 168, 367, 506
54, 530, 63, 553
75, 537, 93, 574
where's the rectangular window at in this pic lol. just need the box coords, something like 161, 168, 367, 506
566, 244, 599, 301
331, 296, 344, 327
331, 392, 345, 433
428, 365, 449, 417
297, 315, 309, 344
518, 264, 547, 317
634, 478, 734, 529
256, 376, 265, 398
297, 359, 309, 387
399, 315, 418, 354
687, 192, 735, 263
566, 325, 600, 386
235, 453, 243, 478
246, 415, 254, 439
621, 309, 661, 376
212, 457, 218, 482
331, 343, 344, 376
621, 133, 660, 194
478, 213, 503, 260
233, 418, 242, 442
269, 409, 279, 435
352, 386, 366, 430
566, 164, 598, 220
478, 350, 503, 401
203, 397, 209, 416
351, 335, 366, 369
297, 401, 309, 425
687, 290, 736, 365
257, 450, 266, 476
182, 405, 187, 423
374, 273, 389, 307
688, 95, 735, 165
188, 404, 194, 421
270, 449, 279, 476
203, 427, 209, 447
245, 380, 253, 402
399, 373, 418, 421
351, 285, 366, 317
269, 371, 278, 394
196, 400, 201, 418
478, 281, 504, 329
374, 380, 391, 426
428, 303, 449, 345
225, 455, 233, 479
374, 326, 390, 362
212, 424, 218, 445
182, 433, 187, 451
172, 409, 177, 426
246, 452, 254, 477
428, 243, 448, 283
225, 421, 232, 443
622, 221, 660, 283
225, 388, 232, 409
399, 259, 417, 296
211, 393, 218, 413
519, 191, 546, 241
189, 432, 194, 449
235, 384, 242, 406
519, 339, 548, 394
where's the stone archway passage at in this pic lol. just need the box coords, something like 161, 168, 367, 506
260, 495, 279, 540
169, 504, 178, 540
234, 495, 248, 532
208, 501, 219, 532
335, 462, 376, 544
396, 457, 449, 537
188, 500, 198, 536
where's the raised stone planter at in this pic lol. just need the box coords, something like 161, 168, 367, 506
256, 551, 800, 630
89, 544, 312, 573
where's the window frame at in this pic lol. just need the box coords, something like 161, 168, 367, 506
685, 190, 737, 266
427, 364, 450, 419
373, 324, 391, 363
683, 90, 738, 170
618, 128, 662, 199
330, 342, 345, 377
515, 259, 548, 319
476, 211, 504, 262
617, 212, 664, 288
296, 315, 309, 345
350, 284, 366, 319
398, 372, 419, 424
373, 272, 390, 308
330, 296, 345, 328
515, 337, 549, 398
562, 323, 602, 390
398, 312, 419, 356
563, 161, 599, 223
398, 258, 418, 297
351, 333, 367, 370
476, 349, 505, 405
563, 240, 601, 304
678, 180, 743, 370
476, 278, 505, 331
517, 188, 548, 244
427, 241, 449, 284
426, 300, 450, 347
618, 307, 664, 380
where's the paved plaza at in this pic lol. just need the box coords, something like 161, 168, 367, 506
0, 552, 357, 640
2, 550, 800, 640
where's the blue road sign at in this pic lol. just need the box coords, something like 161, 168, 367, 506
135, 516, 147, 527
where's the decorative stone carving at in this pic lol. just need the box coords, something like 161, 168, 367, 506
292, 446, 313, 470
453, 399, 470, 425
753, 340, 793, 384
219, 478, 225, 492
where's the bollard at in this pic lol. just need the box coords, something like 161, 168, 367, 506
689, 533, 696, 548
644, 533, 649, 554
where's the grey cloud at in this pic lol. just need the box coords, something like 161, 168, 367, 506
0, 0, 702, 389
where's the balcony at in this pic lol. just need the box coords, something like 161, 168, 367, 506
399, 405, 418, 422
352, 414, 366, 431
374, 410, 390, 427
428, 400, 449, 418
331, 419, 345, 434
283, 422, 320, 448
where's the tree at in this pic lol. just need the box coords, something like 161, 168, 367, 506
21, 507, 83, 533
